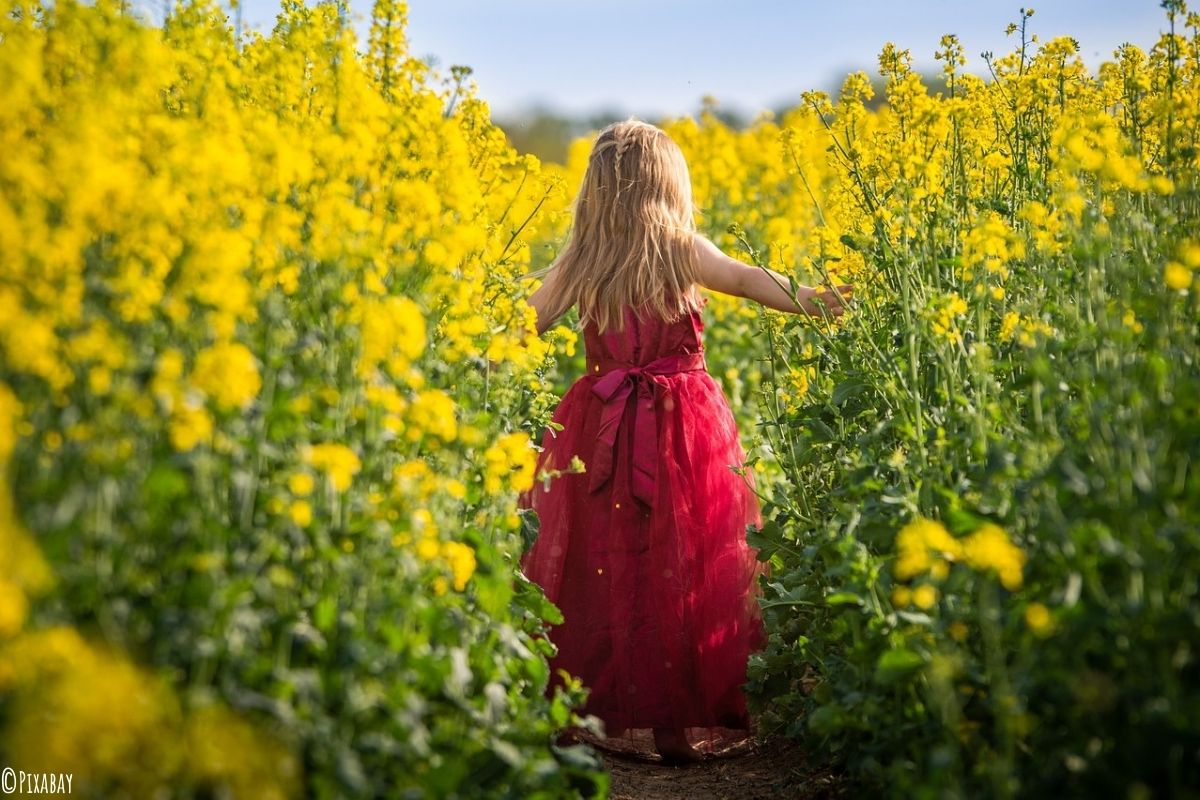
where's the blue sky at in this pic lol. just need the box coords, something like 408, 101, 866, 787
184, 0, 1170, 118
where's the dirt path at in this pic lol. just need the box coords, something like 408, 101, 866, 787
579, 730, 846, 800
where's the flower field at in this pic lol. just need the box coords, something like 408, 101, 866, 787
2, 0, 1198, 797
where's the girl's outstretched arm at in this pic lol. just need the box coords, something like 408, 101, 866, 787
692, 233, 853, 318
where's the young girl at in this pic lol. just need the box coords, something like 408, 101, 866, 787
518, 118, 852, 765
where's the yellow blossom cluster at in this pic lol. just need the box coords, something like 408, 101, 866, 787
1053, 111, 1157, 193
439, 541, 478, 593
1024, 602, 1055, 637
0, 627, 299, 797
357, 295, 427, 379
962, 213, 1025, 284
304, 443, 362, 493
999, 312, 1056, 347
960, 523, 1027, 590
1164, 239, 1200, 291
191, 342, 263, 411
893, 517, 1027, 591
483, 432, 538, 494
406, 390, 458, 444
895, 517, 964, 581
1018, 201, 1067, 257
406, 507, 477, 594
927, 292, 970, 345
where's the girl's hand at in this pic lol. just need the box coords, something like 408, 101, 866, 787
803, 283, 854, 319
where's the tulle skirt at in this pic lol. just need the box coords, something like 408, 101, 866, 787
518, 369, 770, 754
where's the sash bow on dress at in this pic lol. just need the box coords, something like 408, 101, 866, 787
586, 351, 707, 510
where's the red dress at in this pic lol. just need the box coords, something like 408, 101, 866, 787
518, 296, 770, 754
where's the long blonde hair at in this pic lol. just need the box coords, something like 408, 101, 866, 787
529, 118, 703, 334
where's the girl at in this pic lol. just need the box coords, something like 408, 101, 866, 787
518, 118, 852, 765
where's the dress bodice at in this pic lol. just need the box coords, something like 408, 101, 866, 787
581, 297, 708, 366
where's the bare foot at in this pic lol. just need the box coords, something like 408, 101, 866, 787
653, 727, 706, 765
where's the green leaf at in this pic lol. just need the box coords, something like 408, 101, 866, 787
807, 419, 836, 442
512, 571, 564, 625
314, 595, 337, 633
895, 610, 934, 626
807, 703, 847, 735
549, 693, 571, 728
474, 576, 512, 617
746, 521, 784, 561
759, 581, 814, 610
832, 378, 870, 407
143, 464, 189, 505
874, 647, 926, 685
825, 591, 864, 606
490, 738, 524, 768
518, 507, 540, 553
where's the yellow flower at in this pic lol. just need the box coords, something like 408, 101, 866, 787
1024, 602, 1054, 636
287, 472, 315, 497
416, 536, 440, 562
0, 383, 22, 465
305, 443, 362, 492
441, 541, 476, 591
288, 500, 312, 527
1150, 175, 1175, 195
912, 584, 938, 610
1180, 241, 1200, 268
184, 705, 301, 799
87, 366, 112, 395
191, 342, 261, 411
1165, 261, 1191, 291
0, 627, 182, 790
0, 580, 29, 638
169, 399, 214, 452
928, 293, 970, 345
483, 431, 536, 494
411, 508, 436, 537
999, 311, 1020, 343
894, 517, 961, 581
891, 586, 912, 607
407, 390, 458, 443
358, 296, 426, 377
961, 523, 1026, 590
962, 212, 1021, 281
